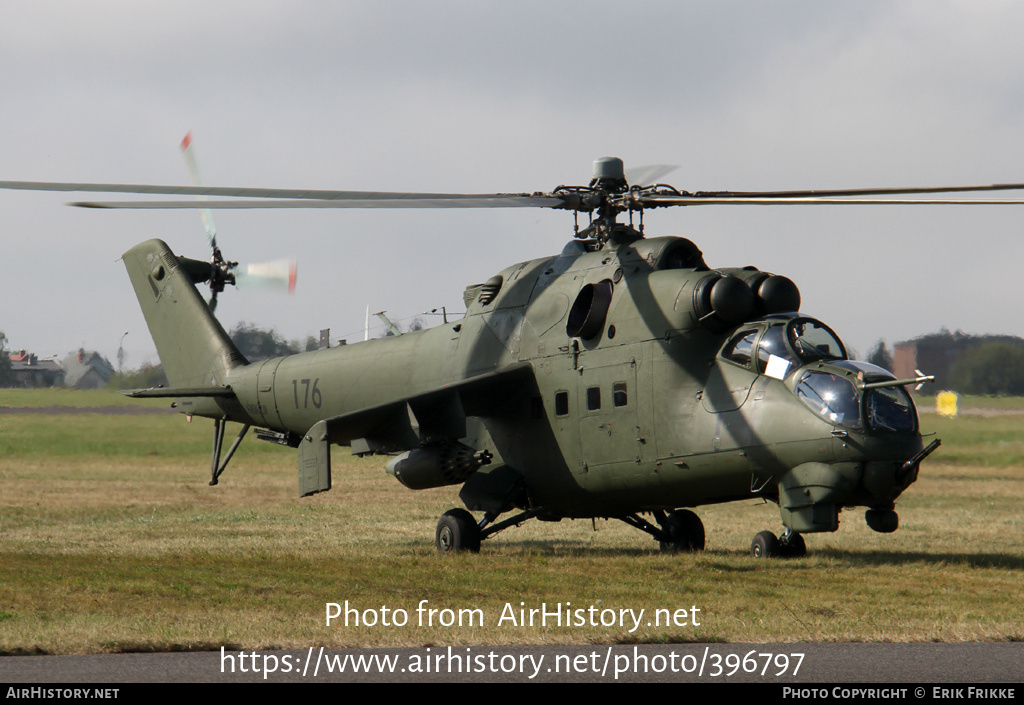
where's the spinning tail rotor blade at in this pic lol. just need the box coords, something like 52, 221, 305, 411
178, 132, 298, 301
232, 258, 297, 293
180, 131, 218, 250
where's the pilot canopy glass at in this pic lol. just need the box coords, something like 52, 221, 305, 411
718, 316, 919, 432
866, 385, 917, 432
721, 317, 847, 380
786, 319, 846, 363
795, 371, 862, 429
795, 368, 918, 432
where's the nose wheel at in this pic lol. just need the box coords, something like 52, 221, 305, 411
751, 529, 806, 558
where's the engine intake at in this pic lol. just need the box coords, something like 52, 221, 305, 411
693, 269, 801, 331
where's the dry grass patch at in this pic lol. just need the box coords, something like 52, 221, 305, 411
0, 406, 1022, 653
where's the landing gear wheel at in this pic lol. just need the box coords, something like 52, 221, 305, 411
659, 509, 705, 553
751, 530, 780, 558
435, 508, 481, 555
778, 531, 806, 558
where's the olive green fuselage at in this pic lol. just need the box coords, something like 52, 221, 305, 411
188, 235, 923, 523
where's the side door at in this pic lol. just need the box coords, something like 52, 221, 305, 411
577, 361, 641, 467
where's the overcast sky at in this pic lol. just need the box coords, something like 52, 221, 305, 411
3, 1, 1024, 368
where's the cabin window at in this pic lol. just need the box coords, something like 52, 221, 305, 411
613, 382, 628, 407
587, 386, 601, 411
723, 329, 758, 367
554, 391, 569, 417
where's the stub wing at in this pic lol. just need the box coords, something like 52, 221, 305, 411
295, 363, 534, 497
121, 386, 236, 399
319, 362, 533, 451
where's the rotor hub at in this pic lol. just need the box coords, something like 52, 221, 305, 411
591, 157, 628, 193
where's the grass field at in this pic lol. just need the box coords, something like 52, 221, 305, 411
1, 390, 1022, 654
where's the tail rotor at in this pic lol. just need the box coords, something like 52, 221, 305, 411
180, 132, 297, 309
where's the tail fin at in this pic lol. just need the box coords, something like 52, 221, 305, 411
122, 239, 247, 393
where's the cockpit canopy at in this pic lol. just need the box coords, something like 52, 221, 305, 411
719, 316, 917, 433
721, 316, 847, 381
793, 362, 917, 433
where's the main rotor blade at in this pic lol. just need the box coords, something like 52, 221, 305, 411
10, 175, 1024, 211
69, 195, 566, 209
687, 183, 1024, 198
634, 195, 1024, 206
0, 179, 566, 207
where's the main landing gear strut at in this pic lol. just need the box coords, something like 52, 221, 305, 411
434, 507, 544, 554
618, 509, 706, 553
433, 506, 708, 554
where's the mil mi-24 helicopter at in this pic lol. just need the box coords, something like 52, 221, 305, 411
5, 156, 1024, 558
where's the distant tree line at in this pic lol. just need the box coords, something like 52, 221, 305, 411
108, 319, 433, 388
0, 331, 13, 387
948, 342, 1024, 395
111, 362, 168, 390
867, 332, 1024, 396
866, 340, 893, 371
229, 321, 318, 361
113, 322, 319, 387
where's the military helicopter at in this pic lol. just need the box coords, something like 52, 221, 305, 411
5, 156, 1024, 558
